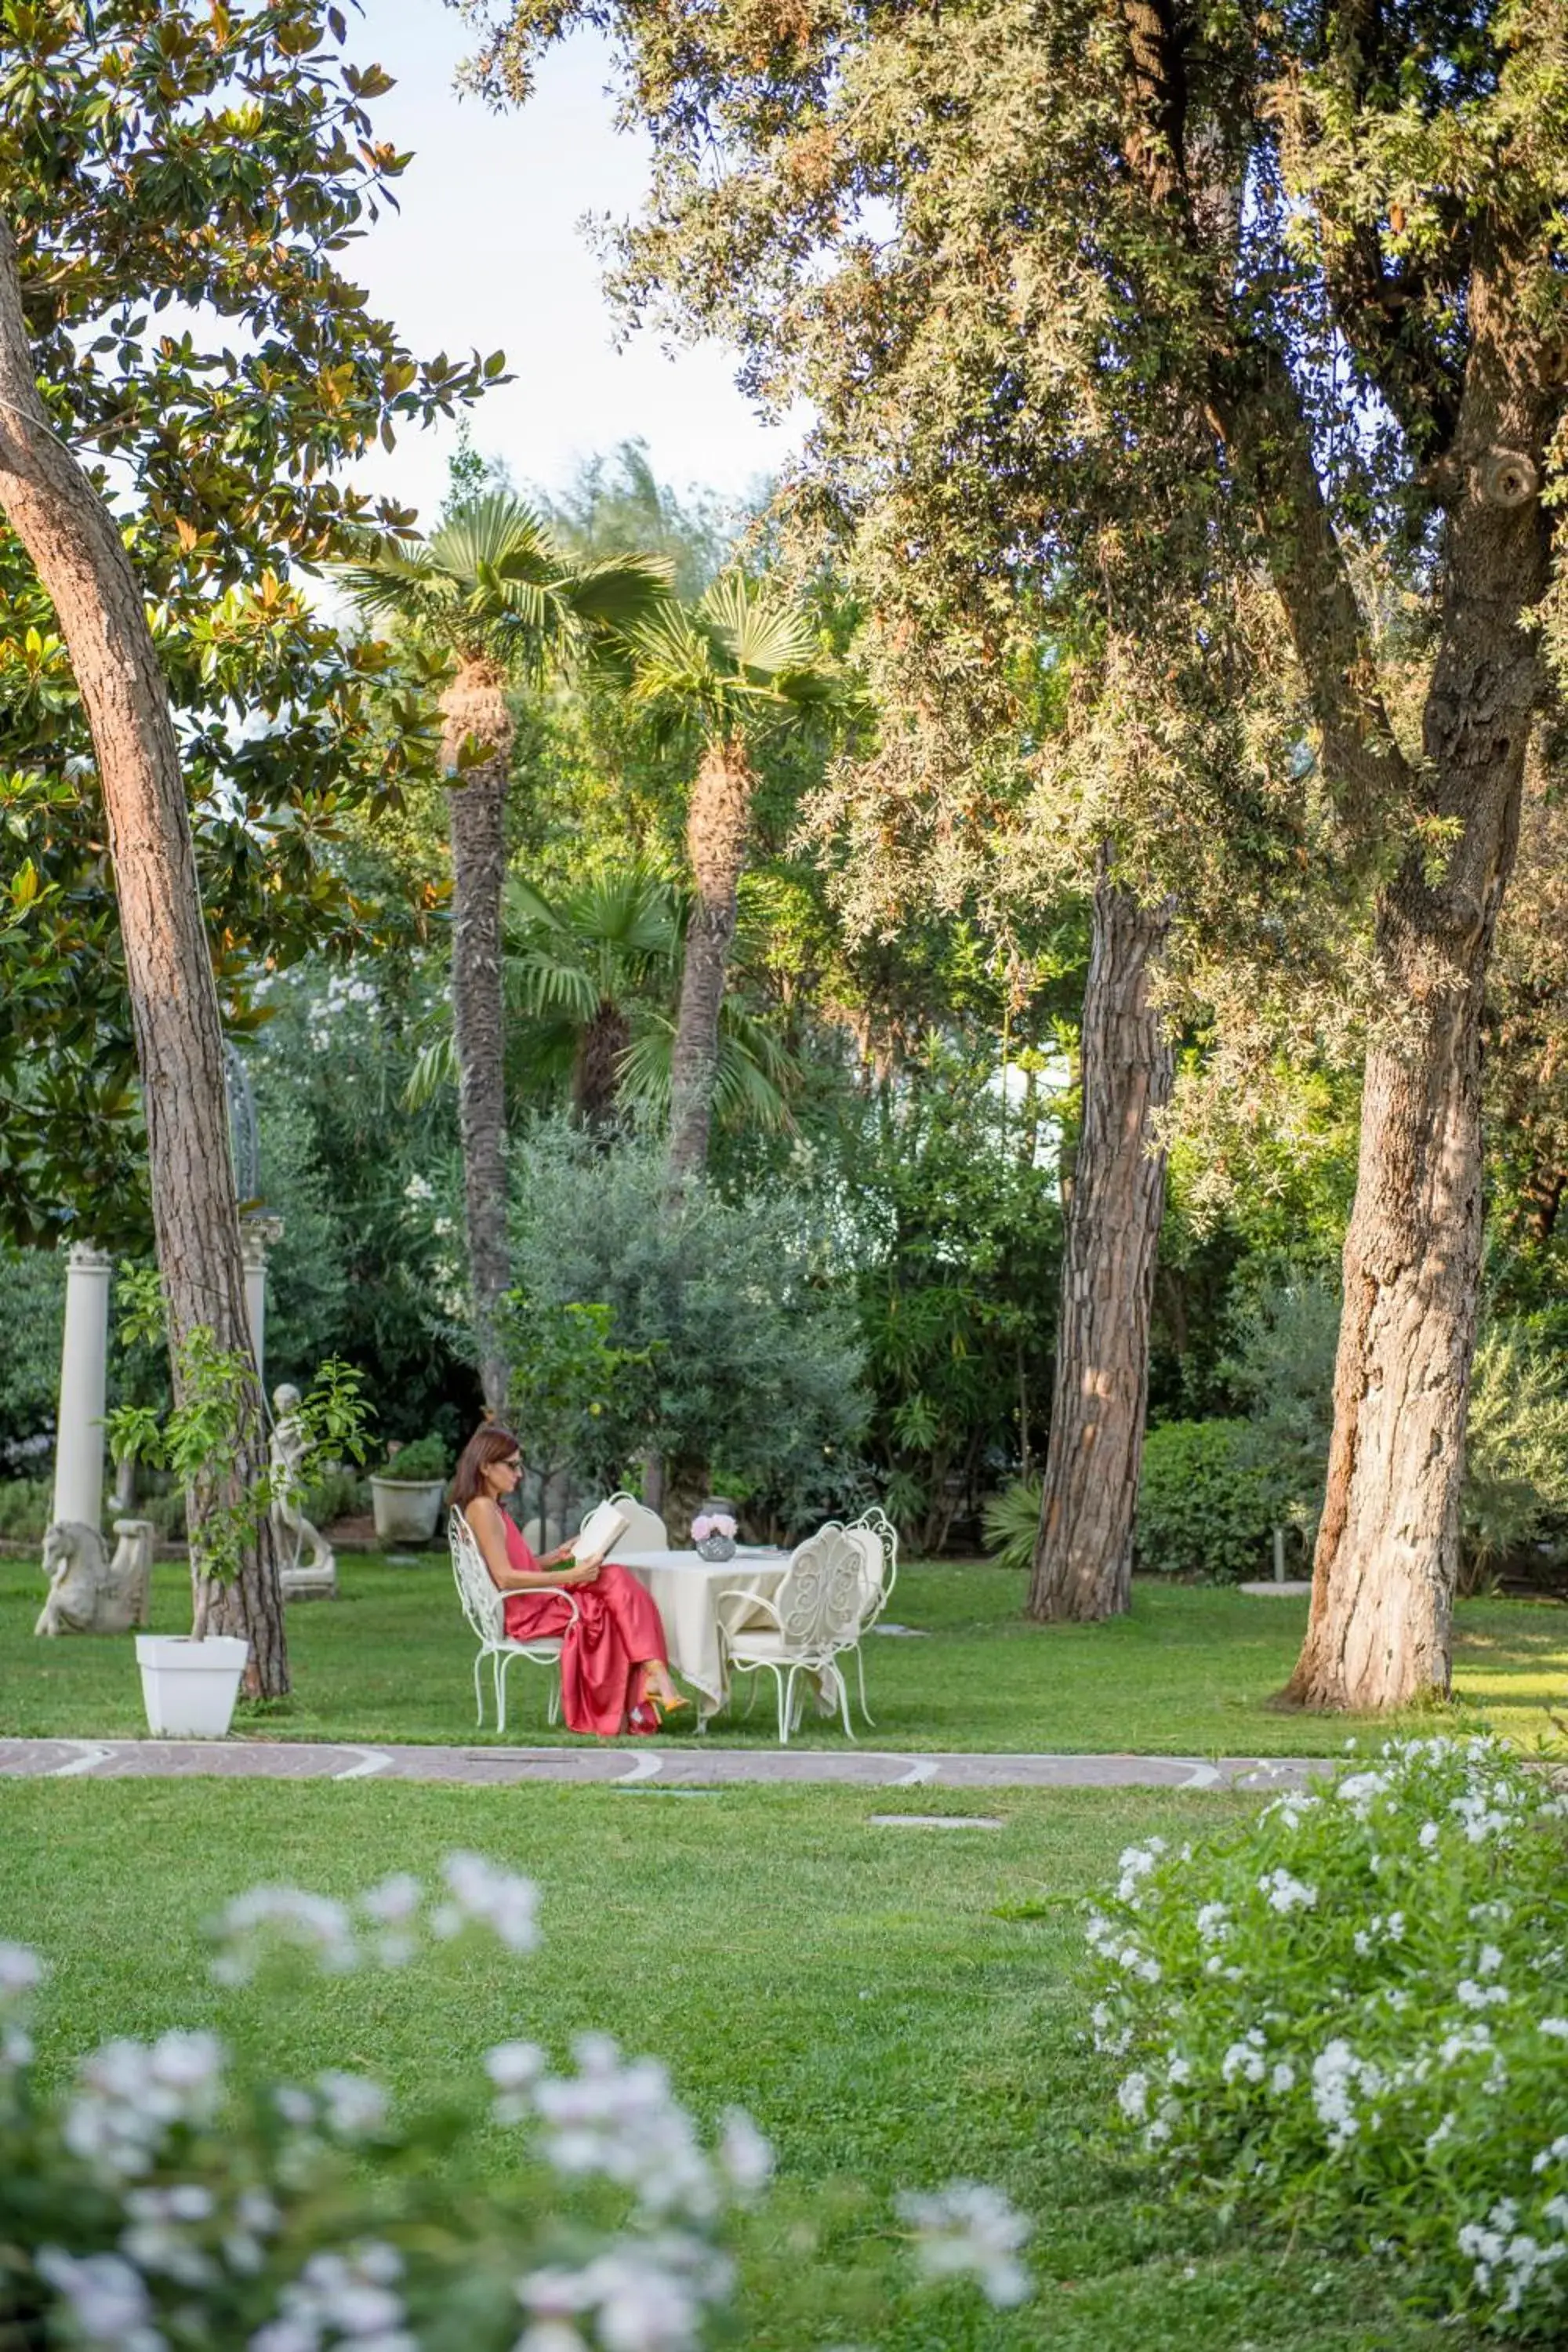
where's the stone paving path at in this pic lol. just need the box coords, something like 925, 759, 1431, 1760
0, 1736, 1328, 1792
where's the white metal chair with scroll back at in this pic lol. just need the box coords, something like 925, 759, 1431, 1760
448, 1508, 578, 1733
716, 1521, 869, 1744
839, 1504, 900, 1726
603, 1490, 670, 1552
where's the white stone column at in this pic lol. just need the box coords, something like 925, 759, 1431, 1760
52, 1244, 112, 1534
240, 1216, 284, 1385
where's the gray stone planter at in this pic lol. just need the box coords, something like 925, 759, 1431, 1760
369, 1477, 445, 1545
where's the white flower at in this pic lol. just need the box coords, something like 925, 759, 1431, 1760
1222, 2030, 1269, 2086
517, 2235, 731, 2352
1477, 1943, 1503, 1976
717, 2108, 774, 2198
532, 2036, 717, 2219
1335, 1770, 1389, 1813
1269, 2062, 1296, 2095
1309, 2040, 1381, 2152
0, 1941, 44, 2000
1258, 1869, 1318, 1915
252, 2243, 411, 2352
1418, 1822, 1440, 1850
1116, 2071, 1150, 2122
897, 2182, 1032, 2307
37, 2248, 165, 2352
1539, 2019, 1568, 2040
209, 1887, 358, 1984
1531, 2136, 1568, 2175
1456, 1980, 1510, 2010
1116, 1840, 1165, 1903
433, 1854, 539, 1954
1195, 1903, 1229, 1944
317, 2071, 390, 2139
486, 2038, 546, 2124
402, 1174, 434, 1203
64, 2031, 225, 2180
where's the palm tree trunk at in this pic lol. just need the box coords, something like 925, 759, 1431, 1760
574, 1000, 631, 1132
1027, 859, 1174, 1624
443, 661, 515, 1415
0, 212, 289, 1694
667, 738, 753, 1184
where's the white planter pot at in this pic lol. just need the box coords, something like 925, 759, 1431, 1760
370, 1477, 445, 1544
135, 1634, 249, 1738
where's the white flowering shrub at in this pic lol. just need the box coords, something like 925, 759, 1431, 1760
0, 1855, 1029, 2351
1085, 1737, 1568, 2337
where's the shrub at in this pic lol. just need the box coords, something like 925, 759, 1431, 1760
1463, 1321, 1568, 1584
379, 1432, 449, 1483
1220, 1271, 1340, 1541
1084, 1736, 1568, 2336
1135, 1419, 1278, 1581
0, 1477, 50, 1542
0, 1855, 1031, 2348
509, 1127, 870, 1536
982, 1477, 1042, 1574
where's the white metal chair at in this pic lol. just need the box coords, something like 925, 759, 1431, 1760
839, 1505, 900, 1726
604, 1490, 669, 1551
448, 1508, 577, 1733
717, 1522, 869, 1744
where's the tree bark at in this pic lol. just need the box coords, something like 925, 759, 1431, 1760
1284, 241, 1552, 1710
1027, 861, 1173, 1623
0, 212, 289, 1693
667, 738, 753, 1185
442, 660, 514, 1416
574, 1000, 630, 1132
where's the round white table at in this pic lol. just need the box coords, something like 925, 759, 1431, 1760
617, 1547, 793, 1721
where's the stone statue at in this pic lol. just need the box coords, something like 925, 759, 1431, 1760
269, 1381, 336, 1599
34, 1518, 153, 1637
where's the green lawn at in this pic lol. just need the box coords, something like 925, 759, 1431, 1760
0, 1777, 1455, 2351
3, 1550, 1565, 1753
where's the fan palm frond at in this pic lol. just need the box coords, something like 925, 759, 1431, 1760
402, 1029, 459, 1110
618, 1006, 797, 1133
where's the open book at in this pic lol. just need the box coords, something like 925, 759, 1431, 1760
572, 1501, 629, 1568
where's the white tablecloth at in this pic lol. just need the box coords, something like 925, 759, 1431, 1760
618, 1548, 791, 1715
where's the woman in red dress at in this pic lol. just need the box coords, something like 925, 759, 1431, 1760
453, 1425, 690, 1737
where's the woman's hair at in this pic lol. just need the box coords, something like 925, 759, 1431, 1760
449, 1424, 522, 1510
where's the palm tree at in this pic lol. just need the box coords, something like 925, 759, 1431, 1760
405, 866, 798, 1140
339, 495, 668, 1410
614, 572, 837, 1183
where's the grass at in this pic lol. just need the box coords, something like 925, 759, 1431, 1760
0, 1776, 1458, 2351
3, 1550, 1566, 1755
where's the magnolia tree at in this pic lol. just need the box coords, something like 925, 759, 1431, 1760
0, 0, 494, 1693
0, 1854, 1032, 2348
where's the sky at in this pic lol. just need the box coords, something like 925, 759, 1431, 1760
341, 0, 802, 525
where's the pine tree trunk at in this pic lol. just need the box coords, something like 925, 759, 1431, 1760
1286, 845, 1521, 1708
442, 662, 514, 1416
1287, 254, 1548, 1711
0, 212, 289, 1695
1027, 862, 1173, 1623
667, 739, 752, 1185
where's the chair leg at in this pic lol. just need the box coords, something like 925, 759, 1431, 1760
547, 1670, 561, 1728
474, 1650, 487, 1727
855, 1643, 875, 1727
834, 1661, 856, 1743
495, 1653, 510, 1737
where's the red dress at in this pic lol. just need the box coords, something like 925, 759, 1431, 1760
499, 1517, 671, 1737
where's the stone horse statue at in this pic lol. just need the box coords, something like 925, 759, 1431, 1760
34, 1518, 154, 1637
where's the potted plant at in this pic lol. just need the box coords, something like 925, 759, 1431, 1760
369, 1432, 450, 1544
107, 1268, 369, 1737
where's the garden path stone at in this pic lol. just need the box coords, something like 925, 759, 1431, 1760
0, 1737, 1329, 1791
